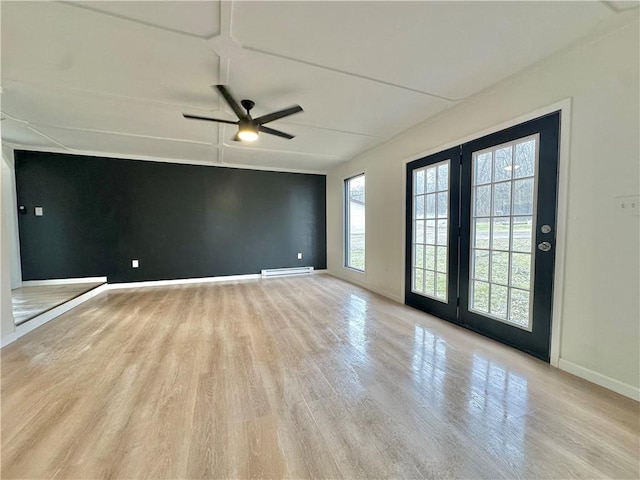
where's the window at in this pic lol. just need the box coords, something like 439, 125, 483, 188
345, 174, 365, 271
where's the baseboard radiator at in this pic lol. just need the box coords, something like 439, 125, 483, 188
261, 266, 314, 278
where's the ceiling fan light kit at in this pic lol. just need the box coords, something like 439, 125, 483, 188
237, 120, 259, 142
183, 85, 303, 142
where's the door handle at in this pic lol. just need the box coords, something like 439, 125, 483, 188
538, 241, 552, 252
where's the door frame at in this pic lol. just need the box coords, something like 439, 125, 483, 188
400, 98, 572, 367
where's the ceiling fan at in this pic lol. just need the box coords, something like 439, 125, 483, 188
183, 85, 303, 142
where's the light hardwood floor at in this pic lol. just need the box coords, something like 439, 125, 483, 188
11, 282, 105, 325
1, 275, 638, 479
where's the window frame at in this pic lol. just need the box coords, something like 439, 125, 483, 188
344, 173, 366, 272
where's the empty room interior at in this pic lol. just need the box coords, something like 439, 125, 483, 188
1, 1, 639, 479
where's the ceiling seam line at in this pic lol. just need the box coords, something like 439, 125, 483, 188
3, 112, 217, 146
27, 124, 216, 146
2, 78, 227, 113
285, 123, 383, 138
55, 1, 213, 40
26, 126, 70, 150
600, 1, 638, 13
0, 111, 29, 124
221, 144, 338, 159
242, 45, 463, 102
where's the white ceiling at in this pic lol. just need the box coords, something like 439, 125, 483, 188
0, 1, 628, 173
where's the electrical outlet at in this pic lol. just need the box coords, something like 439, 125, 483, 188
132, 259, 139, 268
297, 252, 303, 260
614, 195, 639, 216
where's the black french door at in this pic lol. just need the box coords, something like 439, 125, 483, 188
405, 147, 460, 323
405, 112, 560, 361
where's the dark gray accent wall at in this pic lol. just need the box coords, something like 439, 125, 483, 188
15, 151, 326, 283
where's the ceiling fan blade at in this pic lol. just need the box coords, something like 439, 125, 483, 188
259, 125, 295, 140
215, 85, 246, 120
254, 105, 303, 125
182, 113, 238, 125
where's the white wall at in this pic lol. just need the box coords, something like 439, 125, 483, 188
327, 14, 639, 398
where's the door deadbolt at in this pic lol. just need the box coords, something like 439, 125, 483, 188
538, 241, 552, 252
541, 225, 552, 234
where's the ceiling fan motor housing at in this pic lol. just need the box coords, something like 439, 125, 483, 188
241, 99, 255, 114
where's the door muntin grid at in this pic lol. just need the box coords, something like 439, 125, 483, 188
412, 160, 450, 302
469, 134, 539, 331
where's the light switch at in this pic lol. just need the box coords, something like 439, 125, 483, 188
297, 252, 303, 259
132, 259, 139, 268
34, 206, 43, 216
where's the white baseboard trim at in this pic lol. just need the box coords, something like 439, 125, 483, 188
558, 358, 640, 401
21, 276, 107, 287
107, 273, 262, 290
1, 331, 19, 348
2, 284, 109, 348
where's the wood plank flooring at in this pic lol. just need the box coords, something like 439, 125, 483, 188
2, 275, 638, 479
11, 282, 105, 325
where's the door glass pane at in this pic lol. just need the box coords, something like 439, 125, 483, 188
491, 217, 511, 251
415, 268, 424, 293
472, 250, 489, 281
474, 218, 490, 248
475, 152, 492, 185
490, 284, 509, 318
426, 167, 436, 193
512, 216, 533, 252
493, 146, 513, 182
436, 246, 447, 273
471, 280, 490, 313
509, 288, 530, 327
415, 169, 425, 195
437, 164, 449, 191
426, 220, 436, 244
437, 192, 448, 218
474, 185, 491, 217
436, 273, 447, 298
425, 270, 435, 296
425, 245, 435, 270
514, 140, 535, 178
415, 220, 424, 243
510, 253, 531, 289
513, 178, 534, 215
493, 182, 511, 216
490, 251, 509, 285
436, 219, 448, 246
414, 244, 424, 269
412, 160, 450, 302
470, 135, 538, 329
415, 195, 425, 219
426, 194, 436, 218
